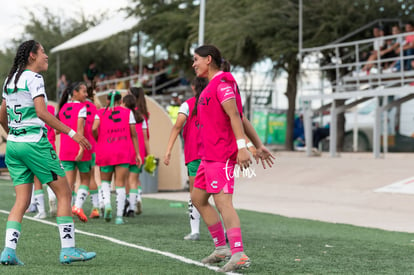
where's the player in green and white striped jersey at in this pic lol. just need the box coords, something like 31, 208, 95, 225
0, 40, 96, 266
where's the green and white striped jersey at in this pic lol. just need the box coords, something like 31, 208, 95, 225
2, 70, 47, 142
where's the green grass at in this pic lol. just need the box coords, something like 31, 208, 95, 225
0, 178, 413, 274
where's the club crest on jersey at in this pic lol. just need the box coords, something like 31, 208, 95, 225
210, 180, 218, 189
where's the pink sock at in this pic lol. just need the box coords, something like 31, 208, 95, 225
207, 222, 226, 247
227, 227, 244, 254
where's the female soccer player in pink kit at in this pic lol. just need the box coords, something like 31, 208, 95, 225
164, 77, 207, 241
191, 45, 275, 272
58, 82, 93, 222
93, 91, 141, 225
125, 87, 150, 216
122, 93, 149, 217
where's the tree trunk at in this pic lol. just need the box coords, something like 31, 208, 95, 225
284, 57, 299, 151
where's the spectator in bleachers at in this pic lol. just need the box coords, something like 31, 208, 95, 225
381, 25, 403, 70
361, 26, 386, 73
83, 60, 99, 86
393, 22, 414, 72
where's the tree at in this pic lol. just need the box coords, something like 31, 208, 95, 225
129, 0, 414, 151
128, 0, 198, 75
0, 8, 130, 101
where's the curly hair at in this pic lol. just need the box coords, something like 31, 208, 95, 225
4, 40, 40, 94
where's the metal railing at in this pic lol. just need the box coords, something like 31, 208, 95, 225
95, 68, 182, 96
300, 31, 414, 158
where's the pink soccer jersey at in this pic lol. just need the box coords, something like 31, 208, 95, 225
129, 120, 146, 165
95, 106, 134, 166
46, 105, 56, 150
197, 71, 243, 163
181, 97, 201, 164
84, 99, 97, 152
58, 102, 91, 161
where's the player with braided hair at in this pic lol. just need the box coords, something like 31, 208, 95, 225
0, 40, 96, 265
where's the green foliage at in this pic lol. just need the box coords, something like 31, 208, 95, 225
130, 0, 198, 74
0, 8, 130, 101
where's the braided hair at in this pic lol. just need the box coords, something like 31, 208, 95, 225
4, 40, 40, 94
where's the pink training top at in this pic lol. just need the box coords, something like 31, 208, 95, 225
84, 99, 97, 152
181, 97, 201, 164
129, 108, 147, 165
46, 105, 56, 151
197, 71, 243, 163
58, 102, 91, 161
95, 106, 134, 166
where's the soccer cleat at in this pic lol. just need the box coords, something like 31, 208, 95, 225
59, 247, 96, 264
115, 216, 124, 225
89, 208, 100, 219
34, 212, 47, 219
183, 233, 200, 241
201, 245, 231, 264
126, 210, 135, 217
26, 203, 37, 213
49, 199, 57, 217
72, 206, 88, 223
217, 252, 251, 272
104, 204, 112, 222
122, 199, 130, 217
135, 201, 142, 215
0, 247, 24, 266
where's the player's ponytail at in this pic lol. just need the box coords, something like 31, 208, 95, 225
191, 77, 208, 118
57, 82, 83, 117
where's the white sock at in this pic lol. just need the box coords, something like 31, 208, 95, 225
101, 181, 111, 206
34, 189, 46, 214
129, 189, 138, 212
5, 221, 21, 250
98, 185, 105, 209
57, 217, 75, 248
116, 187, 126, 217
74, 185, 89, 209
188, 199, 200, 234
30, 185, 35, 205
71, 191, 76, 206
90, 190, 99, 208
137, 186, 142, 202
46, 185, 56, 201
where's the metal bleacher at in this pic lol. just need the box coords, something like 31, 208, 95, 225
300, 26, 414, 158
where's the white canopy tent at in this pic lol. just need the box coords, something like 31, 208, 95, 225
50, 14, 140, 99
51, 15, 139, 53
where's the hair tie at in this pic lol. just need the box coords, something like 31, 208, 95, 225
110, 90, 121, 108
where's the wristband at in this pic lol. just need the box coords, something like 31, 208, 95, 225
246, 142, 254, 148
68, 129, 76, 138
236, 139, 246, 150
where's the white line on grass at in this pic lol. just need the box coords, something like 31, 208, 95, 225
0, 210, 241, 275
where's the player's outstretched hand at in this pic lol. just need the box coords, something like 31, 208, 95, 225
255, 146, 275, 169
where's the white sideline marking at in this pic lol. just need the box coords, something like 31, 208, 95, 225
0, 210, 240, 275
375, 176, 414, 194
